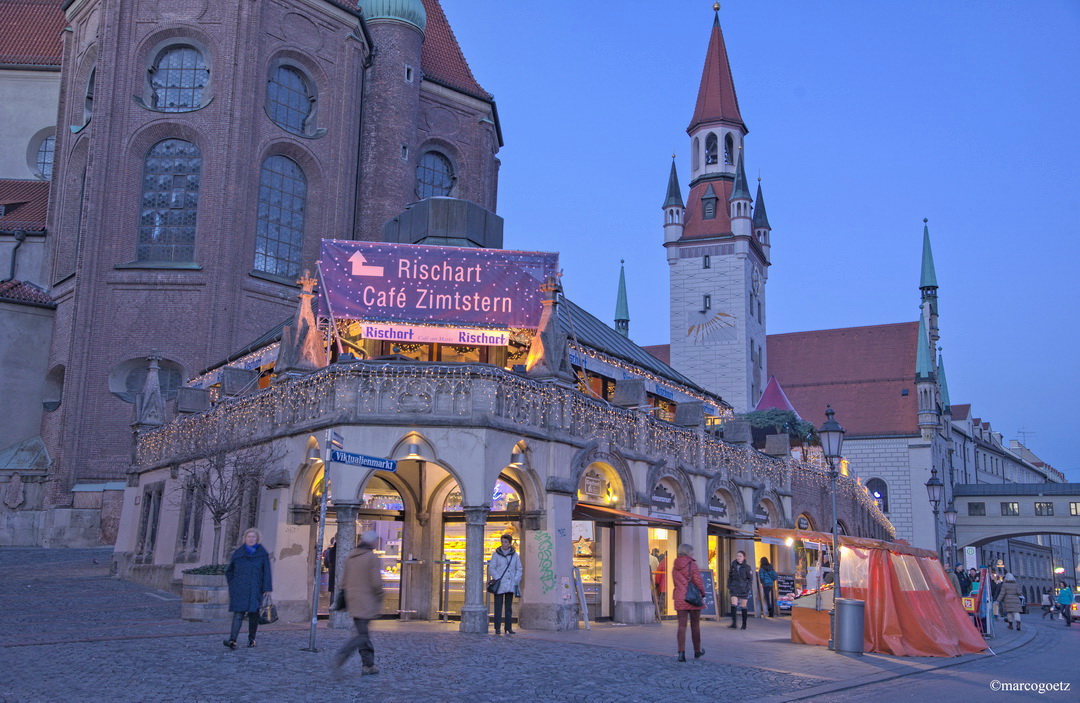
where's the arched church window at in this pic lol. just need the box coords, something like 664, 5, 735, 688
866, 478, 889, 513
139, 138, 201, 262
254, 155, 306, 279
36, 135, 55, 180
149, 45, 209, 112
704, 133, 718, 165
724, 134, 734, 165
692, 137, 700, 170
267, 65, 315, 136
416, 151, 454, 198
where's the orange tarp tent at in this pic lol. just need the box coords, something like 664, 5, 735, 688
758, 527, 986, 657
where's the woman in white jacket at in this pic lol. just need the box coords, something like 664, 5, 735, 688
488, 533, 523, 634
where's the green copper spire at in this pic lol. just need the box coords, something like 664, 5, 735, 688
937, 351, 951, 411
729, 149, 751, 201
920, 219, 938, 290
915, 311, 935, 380
615, 260, 629, 337
752, 180, 771, 229
663, 157, 684, 209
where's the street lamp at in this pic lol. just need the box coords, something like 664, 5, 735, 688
925, 468, 944, 561
944, 501, 958, 566
819, 406, 845, 597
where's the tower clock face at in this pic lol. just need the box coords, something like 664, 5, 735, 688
686, 308, 736, 344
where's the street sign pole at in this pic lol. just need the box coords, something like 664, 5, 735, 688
302, 429, 332, 652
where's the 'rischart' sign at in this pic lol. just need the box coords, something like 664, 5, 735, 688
318, 240, 558, 329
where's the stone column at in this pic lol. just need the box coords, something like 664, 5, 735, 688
519, 493, 577, 630
330, 503, 358, 629
459, 506, 489, 633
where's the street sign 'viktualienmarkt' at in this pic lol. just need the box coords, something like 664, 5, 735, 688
329, 450, 397, 473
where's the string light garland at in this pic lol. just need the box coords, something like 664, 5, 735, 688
137, 362, 892, 536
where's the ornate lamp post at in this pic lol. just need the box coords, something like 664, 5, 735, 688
818, 406, 845, 598
925, 468, 944, 561
943, 501, 958, 567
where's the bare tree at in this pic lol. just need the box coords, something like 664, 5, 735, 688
178, 441, 282, 563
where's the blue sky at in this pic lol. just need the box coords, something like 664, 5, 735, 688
442, 1, 1080, 476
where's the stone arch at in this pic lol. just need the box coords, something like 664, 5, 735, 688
499, 439, 542, 516
132, 24, 221, 110
354, 469, 419, 513
643, 461, 696, 521
703, 475, 744, 524
569, 445, 635, 510
290, 435, 325, 507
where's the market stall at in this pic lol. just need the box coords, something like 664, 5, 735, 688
758, 527, 987, 657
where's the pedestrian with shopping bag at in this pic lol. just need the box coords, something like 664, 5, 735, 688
672, 544, 706, 662
487, 533, 523, 635
996, 573, 1022, 630
224, 528, 272, 650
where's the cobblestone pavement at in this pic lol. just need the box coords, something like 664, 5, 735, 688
0, 548, 1038, 703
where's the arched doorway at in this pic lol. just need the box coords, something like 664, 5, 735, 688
439, 474, 524, 617
357, 474, 407, 616
570, 463, 626, 620
647, 477, 685, 616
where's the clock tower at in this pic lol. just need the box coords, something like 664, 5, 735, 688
664, 6, 771, 412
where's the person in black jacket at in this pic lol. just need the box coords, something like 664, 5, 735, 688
224, 528, 273, 649
727, 550, 753, 630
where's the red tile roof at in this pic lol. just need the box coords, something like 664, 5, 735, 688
681, 177, 734, 240
641, 344, 670, 365
0, 0, 65, 67
420, 0, 489, 100
688, 13, 744, 134
950, 403, 970, 421
0, 279, 52, 306
0, 179, 49, 231
767, 322, 919, 437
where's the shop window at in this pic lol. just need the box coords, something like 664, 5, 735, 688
254, 155, 306, 279
266, 65, 316, 136
649, 528, 679, 616
175, 476, 206, 563
1035, 502, 1054, 517
437, 344, 481, 364
1000, 502, 1019, 517
138, 138, 201, 262
416, 151, 454, 198
865, 478, 889, 513
968, 502, 985, 516
149, 45, 209, 112
135, 481, 165, 563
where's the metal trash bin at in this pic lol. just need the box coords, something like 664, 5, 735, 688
834, 598, 865, 656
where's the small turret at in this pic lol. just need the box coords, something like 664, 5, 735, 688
662, 156, 685, 248
752, 178, 772, 262
915, 311, 940, 437
615, 260, 630, 338
729, 150, 752, 237
919, 219, 939, 347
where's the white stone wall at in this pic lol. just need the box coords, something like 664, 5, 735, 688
842, 437, 916, 542
0, 69, 60, 180
667, 240, 766, 412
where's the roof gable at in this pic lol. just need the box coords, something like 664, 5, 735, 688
420, 0, 489, 100
767, 322, 920, 436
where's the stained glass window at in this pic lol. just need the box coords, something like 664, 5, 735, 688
150, 45, 208, 112
267, 66, 312, 135
416, 151, 453, 198
254, 155, 306, 278
138, 139, 200, 262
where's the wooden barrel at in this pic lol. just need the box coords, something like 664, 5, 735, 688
181, 573, 230, 621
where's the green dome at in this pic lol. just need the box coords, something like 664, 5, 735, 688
359, 0, 427, 32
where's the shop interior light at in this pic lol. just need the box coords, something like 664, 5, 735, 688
405, 443, 422, 459
510, 449, 524, 466
654, 529, 668, 540
785, 537, 794, 547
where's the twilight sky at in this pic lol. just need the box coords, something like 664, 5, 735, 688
441, 1, 1080, 477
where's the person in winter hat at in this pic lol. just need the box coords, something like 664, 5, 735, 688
488, 533, 523, 634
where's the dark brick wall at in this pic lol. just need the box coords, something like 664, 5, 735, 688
41, 1, 501, 509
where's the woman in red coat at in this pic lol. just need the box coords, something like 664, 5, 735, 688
672, 543, 706, 662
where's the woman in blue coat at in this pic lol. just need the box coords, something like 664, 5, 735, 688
224, 528, 272, 649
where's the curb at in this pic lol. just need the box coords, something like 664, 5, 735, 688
758, 627, 1039, 702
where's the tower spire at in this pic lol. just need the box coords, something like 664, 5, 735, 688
615, 260, 629, 337
663, 156, 684, 208
662, 155, 686, 247
688, 3, 745, 134
915, 310, 935, 381
919, 219, 940, 347
937, 350, 951, 411
729, 149, 751, 201
729, 149, 752, 237
753, 178, 772, 262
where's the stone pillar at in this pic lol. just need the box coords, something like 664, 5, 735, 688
330, 503, 358, 629
459, 506, 489, 633
519, 493, 577, 630
612, 524, 652, 623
